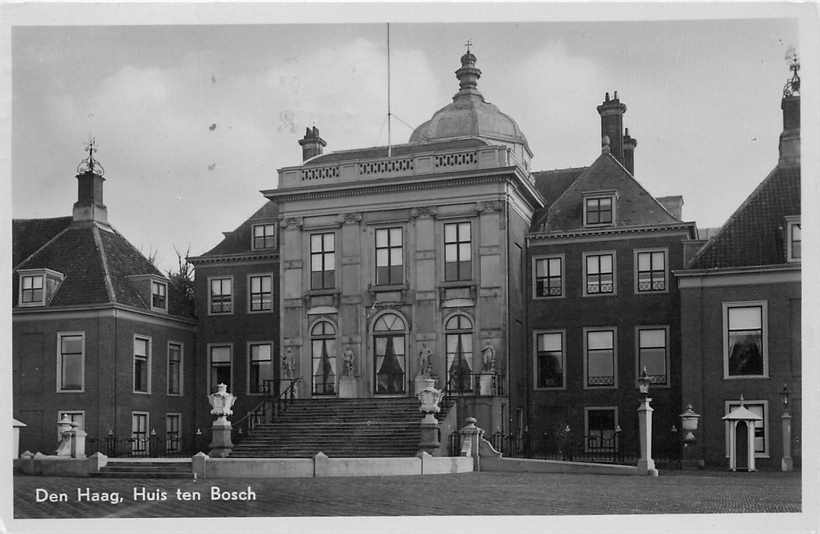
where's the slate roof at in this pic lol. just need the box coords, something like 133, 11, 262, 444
194, 201, 279, 258
305, 138, 489, 166
531, 167, 587, 230
688, 165, 800, 269
12, 216, 72, 267
536, 152, 680, 233
12, 218, 192, 317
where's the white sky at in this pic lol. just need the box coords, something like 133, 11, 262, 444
10, 15, 800, 273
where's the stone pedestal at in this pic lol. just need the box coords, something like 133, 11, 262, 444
208, 420, 234, 458
637, 397, 658, 476
781, 412, 793, 472
478, 373, 494, 396
72, 429, 87, 458
339, 376, 356, 398
419, 415, 440, 456
414, 375, 430, 395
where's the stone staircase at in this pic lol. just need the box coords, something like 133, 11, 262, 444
91, 459, 193, 478
230, 397, 448, 458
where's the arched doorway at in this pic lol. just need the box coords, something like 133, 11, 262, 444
445, 314, 473, 394
373, 312, 407, 395
310, 320, 337, 396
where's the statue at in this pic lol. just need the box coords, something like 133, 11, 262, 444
281, 347, 296, 380
208, 383, 237, 423
417, 343, 433, 377
481, 341, 496, 373
343, 346, 356, 377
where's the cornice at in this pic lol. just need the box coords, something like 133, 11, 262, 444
12, 302, 198, 328
528, 221, 697, 242
188, 251, 279, 265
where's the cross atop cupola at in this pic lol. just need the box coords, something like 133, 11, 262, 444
73, 137, 108, 225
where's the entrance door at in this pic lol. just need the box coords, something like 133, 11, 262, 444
735, 421, 749, 471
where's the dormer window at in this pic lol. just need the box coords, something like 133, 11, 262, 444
252, 224, 276, 250
583, 194, 615, 226
151, 280, 168, 311
785, 216, 800, 261
17, 268, 64, 307
21, 275, 44, 305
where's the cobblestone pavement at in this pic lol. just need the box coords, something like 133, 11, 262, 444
13, 470, 800, 518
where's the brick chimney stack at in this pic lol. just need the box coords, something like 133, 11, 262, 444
623, 128, 637, 175
597, 91, 627, 164
779, 55, 800, 168
72, 139, 108, 224
298, 126, 326, 162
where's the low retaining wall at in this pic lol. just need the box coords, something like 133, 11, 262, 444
481, 456, 640, 476
193, 452, 474, 479
15, 452, 107, 477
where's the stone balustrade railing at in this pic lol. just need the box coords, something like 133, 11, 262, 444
278, 145, 522, 188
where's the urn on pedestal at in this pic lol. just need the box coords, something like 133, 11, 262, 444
207, 383, 237, 457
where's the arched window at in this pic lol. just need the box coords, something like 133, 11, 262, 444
311, 320, 336, 395
445, 314, 473, 393
373, 313, 407, 394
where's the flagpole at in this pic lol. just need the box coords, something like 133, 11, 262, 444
387, 22, 392, 158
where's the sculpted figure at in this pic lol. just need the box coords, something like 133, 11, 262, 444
481, 341, 496, 372
281, 347, 296, 380
417, 343, 434, 377
343, 346, 356, 377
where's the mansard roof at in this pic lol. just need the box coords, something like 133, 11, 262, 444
687, 165, 800, 269
305, 138, 489, 167
12, 218, 194, 316
192, 201, 279, 259
531, 167, 587, 230
536, 152, 680, 233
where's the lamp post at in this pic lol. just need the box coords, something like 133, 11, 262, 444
636, 367, 658, 476
780, 384, 793, 472
679, 404, 701, 469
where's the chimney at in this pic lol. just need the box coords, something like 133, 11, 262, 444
623, 128, 637, 175
657, 195, 684, 220
597, 91, 627, 164
298, 126, 326, 162
779, 54, 800, 167
72, 139, 108, 224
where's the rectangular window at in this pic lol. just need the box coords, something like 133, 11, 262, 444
584, 252, 615, 295
584, 196, 613, 225
310, 233, 336, 289
249, 274, 273, 312
534, 256, 563, 297
788, 221, 801, 261
444, 222, 472, 281
151, 280, 167, 310
166, 413, 181, 453
21, 274, 44, 305
249, 343, 274, 394
585, 329, 616, 388
57, 333, 84, 392
167, 342, 182, 395
635, 250, 667, 293
209, 277, 233, 314
131, 412, 149, 456
535, 331, 564, 389
375, 227, 404, 285
725, 401, 768, 457
724, 303, 767, 378
253, 224, 276, 250
585, 408, 618, 452
637, 327, 668, 386
133, 336, 150, 393
209, 345, 232, 392
57, 411, 84, 441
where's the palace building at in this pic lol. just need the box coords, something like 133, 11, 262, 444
12, 47, 801, 470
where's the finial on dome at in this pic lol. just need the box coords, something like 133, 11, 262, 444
455, 42, 481, 95
76, 136, 105, 176
783, 49, 800, 98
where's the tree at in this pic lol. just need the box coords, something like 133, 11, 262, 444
167, 245, 196, 318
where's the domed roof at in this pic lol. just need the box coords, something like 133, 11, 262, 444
409, 49, 531, 156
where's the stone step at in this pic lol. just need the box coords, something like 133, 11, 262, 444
91, 471, 193, 479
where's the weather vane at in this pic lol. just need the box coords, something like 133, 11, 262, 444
783, 49, 800, 98
76, 136, 105, 176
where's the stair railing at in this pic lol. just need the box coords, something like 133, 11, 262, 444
231, 377, 302, 445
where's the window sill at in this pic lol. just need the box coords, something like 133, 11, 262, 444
438, 280, 476, 289
582, 292, 617, 298
369, 283, 408, 293
56, 389, 85, 394
722, 374, 770, 380
306, 288, 340, 297
247, 309, 275, 315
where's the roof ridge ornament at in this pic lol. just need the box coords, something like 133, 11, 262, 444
456, 42, 481, 95
76, 136, 105, 176
783, 49, 800, 98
